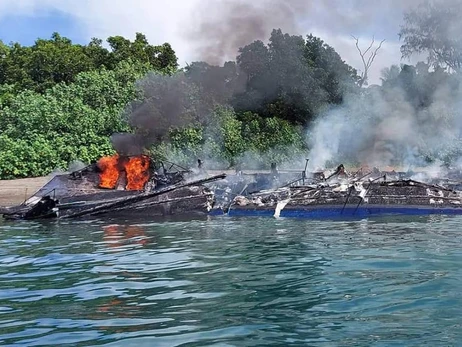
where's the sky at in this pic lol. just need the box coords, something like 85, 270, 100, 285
0, 0, 425, 85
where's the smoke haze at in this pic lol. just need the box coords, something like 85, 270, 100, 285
304, 0, 462, 173
307, 78, 462, 172
187, 0, 428, 66
114, 0, 462, 177
111, 62, 246, 156
187, 0, 312, 65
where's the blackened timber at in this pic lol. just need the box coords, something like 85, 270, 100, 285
61, 174, 226, 218
226, 178, 462, 218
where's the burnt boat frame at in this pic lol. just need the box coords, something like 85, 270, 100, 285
222, 179, 462, 219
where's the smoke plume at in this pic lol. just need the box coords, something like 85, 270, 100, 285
305, 0, 462, 173
113, 0, 462, 176
111, 63, 246, 156
187, 0, 429, 66
111, 72, 193, 155
306, 77, 462, 173
188, 0, 313, 65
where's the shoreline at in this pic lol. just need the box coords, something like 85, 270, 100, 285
0, 177, 49, 206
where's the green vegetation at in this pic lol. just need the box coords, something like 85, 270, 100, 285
0, 33, 179, 179
2, 0, 462, 179
0, 60, 149, 178
0, 30, 356, 179
164, 107, 305, 168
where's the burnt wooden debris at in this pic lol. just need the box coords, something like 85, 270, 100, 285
221, 164, 462, 217
0, 156, 226, 220
4, 158, 462, 220
226, 180, 462, 215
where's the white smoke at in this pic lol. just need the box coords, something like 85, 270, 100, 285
306, 76, 462, 173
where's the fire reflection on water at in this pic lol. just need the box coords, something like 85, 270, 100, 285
92, 224, 150, 330
102, 224, 148, 249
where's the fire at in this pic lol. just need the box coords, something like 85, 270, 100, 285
97, 154, 120, 189
125, 155, 150, 190
97, 154, 150, 190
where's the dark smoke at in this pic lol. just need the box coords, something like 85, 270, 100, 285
111, 72, 195, 155
188, 0, 313, 65
130, 73, 195, 140
111, 62, 246, 155
187, 0, 428, 66
110, 133, 146, 156
111, 0, 438, 164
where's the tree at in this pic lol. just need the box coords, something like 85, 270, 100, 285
84, 37, 113, 69
1, 43, 34, 90
380, 64, 401, 87
306, 34, 360, 101
351, 35, 385, 87
233, 29, 359, 124
236, 40, 269, 82
28, 32, 94, 92
0, 32, 179, 95
234, 29, 320, 124
107, 33, 178, 73
399, 0, 462, 71
185, 60, 246, 114
0, 59, 150, 179
379, 62, 458, 109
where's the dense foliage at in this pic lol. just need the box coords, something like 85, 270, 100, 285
0, 32, 177, 93
0, 30, 358, 178
233, 30, 359, 124
183, 30, 360, 125
0, 60, 150, 178
164, 107, 305, 169
2, 4, 462, 180
399, 0, 462, 72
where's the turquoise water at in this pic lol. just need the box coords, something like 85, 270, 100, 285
0, 215, 461, 346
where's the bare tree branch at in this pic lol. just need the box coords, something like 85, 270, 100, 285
351, 35, 386, 87
362, 36, 375, 58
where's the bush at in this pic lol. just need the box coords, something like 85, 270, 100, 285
0, 60, 149, 178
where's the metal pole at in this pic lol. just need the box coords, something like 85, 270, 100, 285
302, 159, 309, 185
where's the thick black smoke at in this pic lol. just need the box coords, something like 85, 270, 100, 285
111, 62, 246, 155
112, 0, 446, 166
111, 72, 194, 155
110, 133, 146, 157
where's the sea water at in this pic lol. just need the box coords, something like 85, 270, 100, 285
0, 215, 461, 346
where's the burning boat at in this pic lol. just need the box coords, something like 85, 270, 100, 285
4, 156, 462, 220
221, 165, 462, 218
0, 154, 225, 220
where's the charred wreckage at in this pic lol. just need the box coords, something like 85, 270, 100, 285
0, 154, 224, 220
2, 156, 462, 221
221, 164, 462, 218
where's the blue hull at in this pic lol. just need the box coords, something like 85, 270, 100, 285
220, 205, 462, 219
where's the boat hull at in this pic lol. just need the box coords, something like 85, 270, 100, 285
1, 184, 216, 220
226, 204, 462, 218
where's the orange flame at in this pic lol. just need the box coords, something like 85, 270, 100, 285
125, 155, 150, 190
98, 154, 120, 189
97, 154, 150, 190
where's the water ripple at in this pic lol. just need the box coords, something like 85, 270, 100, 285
0, 216, 462, 345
